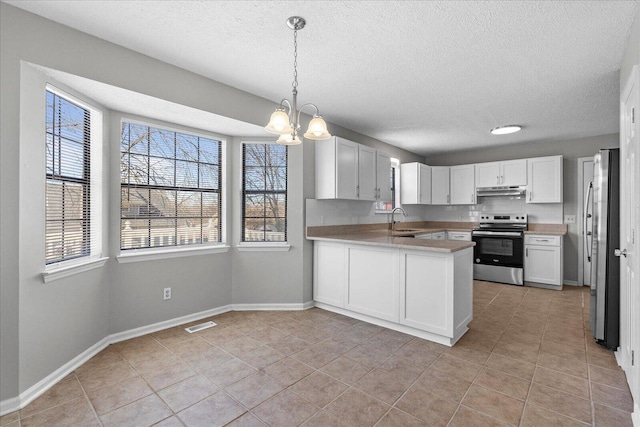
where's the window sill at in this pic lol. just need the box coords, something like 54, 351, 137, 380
42, 257, 109, 283
236, 243, 291, 252
117, 245, 230, 263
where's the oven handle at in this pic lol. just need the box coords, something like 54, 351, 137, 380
472, 231, 523, 237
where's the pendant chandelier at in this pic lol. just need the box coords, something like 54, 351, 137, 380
265, 16, 331, 145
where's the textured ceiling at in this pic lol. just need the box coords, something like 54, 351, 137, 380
6, 0, 639, 156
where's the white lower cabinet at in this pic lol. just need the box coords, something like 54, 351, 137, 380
345, 246, 399, 322
431, 231, 446, 240
524, 234, 563, 288
446, 231, 471, 241
313, 242, 345, 307
313, 241, 473, 345
400, 249, 473, 339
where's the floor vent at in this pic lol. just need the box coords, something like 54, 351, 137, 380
185, 321, 217, 334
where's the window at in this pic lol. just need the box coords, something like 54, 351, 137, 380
376, 158, 400, 212
120, 122, 222, 250
241, 143, 287, 242
45, 89, 101, 265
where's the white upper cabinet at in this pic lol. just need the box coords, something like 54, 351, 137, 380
501, 159, 527, 186
376, 150, 392, 202
316, 136, 392, 201
450, 164, 476, 205
475, 159, 527, 187
358, 145, 376, 201
527, 155, 563, 203
400, 162, 431, 204
431, 166, 450, 205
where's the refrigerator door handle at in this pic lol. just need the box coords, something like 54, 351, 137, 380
584, 181, 593, 262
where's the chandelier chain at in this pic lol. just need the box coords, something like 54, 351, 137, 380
292, 29, 298, 89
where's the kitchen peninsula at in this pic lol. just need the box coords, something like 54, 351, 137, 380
307, 222, 475, 346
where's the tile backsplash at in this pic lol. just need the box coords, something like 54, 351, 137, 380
306, 196, 562, 227
423, 196, 563, 224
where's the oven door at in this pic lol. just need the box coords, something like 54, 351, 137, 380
472, 231, 524, 268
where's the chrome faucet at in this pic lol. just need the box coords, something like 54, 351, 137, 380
389, 207, 407, 231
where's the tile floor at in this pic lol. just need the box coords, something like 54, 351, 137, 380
1, 281, 634, 426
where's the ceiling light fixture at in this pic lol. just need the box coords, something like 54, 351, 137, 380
265, 16, 331, 145
490, 125, 522, 135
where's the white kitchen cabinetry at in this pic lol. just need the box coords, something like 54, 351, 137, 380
524, 234, 563, 288
313, 240, 474, 346
316, 136, 392, 201
475, 159, 527, 187
446, 231, 471, 241
527, 156, 563, 203
414, 231, 445, 240
431, 231, 446, 240
313, 242, 345, 307
450, 164, 476, 205
414, 233, 432, 240
400, 163, 431, 204
400, 248, 472, 340
431, 166, 451, 205
357, 145, 376, 201
376, 150, 392, 202
345, 245, 399, 322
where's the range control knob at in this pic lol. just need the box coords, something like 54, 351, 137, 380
475, 258, 480, 263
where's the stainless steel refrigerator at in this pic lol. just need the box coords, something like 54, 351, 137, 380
587, 148, 620, 349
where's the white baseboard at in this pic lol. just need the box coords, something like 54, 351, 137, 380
0, 302, 313, 416
109, 305, 233, 344
0, 337, 110, 415
231, 301, 314, 311
632, 405, 640, 427
0, 396, 21, 417
563, 280, 579, 286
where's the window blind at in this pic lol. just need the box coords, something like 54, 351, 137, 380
45, 89, 97, 264
241, 142, 287, 242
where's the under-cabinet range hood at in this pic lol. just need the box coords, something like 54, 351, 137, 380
476, 186, 526, 198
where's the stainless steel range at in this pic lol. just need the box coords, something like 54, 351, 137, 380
472, 214, 528, 286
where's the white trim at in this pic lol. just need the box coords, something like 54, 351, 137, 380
0, 301, 318, 415
116, 245, 230, 263
109, 305, 232, 344
0, 396, 20, 417
41, 257, 108, 283
231, 301, 314, 311
314, 302, 461, 346
0, 336, 110, 416
632, 406, 640, 427
236, 243, 290, 252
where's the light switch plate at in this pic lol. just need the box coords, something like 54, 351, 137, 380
564, 215, 576, 224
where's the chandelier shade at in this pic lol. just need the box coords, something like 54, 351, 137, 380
265, 16, 331, 145
265, 109, 293, 135
303, 116, 331, 140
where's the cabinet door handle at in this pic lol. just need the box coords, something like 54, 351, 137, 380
497, 175, 500, 185
536, 239, 550, 242
470, 194, 474, 203
526, 248, 529, 257
529, 191, 532, 201
501, 175, 504, 184
356, 185, 359, 198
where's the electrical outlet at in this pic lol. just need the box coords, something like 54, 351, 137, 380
163, 287, 171, 300
564, 215, 576, 224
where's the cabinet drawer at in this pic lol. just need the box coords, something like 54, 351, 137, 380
431, 232, 446, 240
525, 235, 561, 246
447, 231, 471, 241
414, 233, 432, 240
